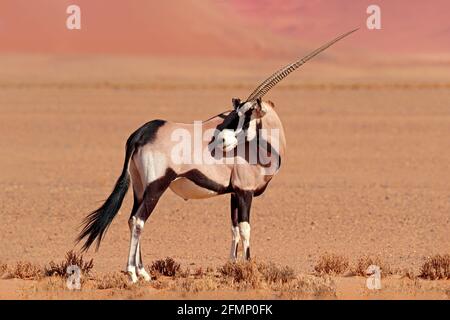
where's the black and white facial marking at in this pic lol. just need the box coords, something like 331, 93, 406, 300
211, 98, 266, 153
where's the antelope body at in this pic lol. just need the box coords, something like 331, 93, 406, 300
77, 29, 358, 282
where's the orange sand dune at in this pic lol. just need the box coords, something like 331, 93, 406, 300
1, 0, 449, 59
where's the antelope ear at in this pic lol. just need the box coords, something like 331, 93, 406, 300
254, 98, 267, 117
232, 98, 241, 110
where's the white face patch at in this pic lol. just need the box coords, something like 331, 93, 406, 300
246, 116, 257, 141
237, 102, 253, 117
220, 129, 238, 151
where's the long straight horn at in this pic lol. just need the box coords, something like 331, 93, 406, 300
246, 28, 359, 102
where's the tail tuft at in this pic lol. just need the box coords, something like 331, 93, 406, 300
77, 172, 130, 252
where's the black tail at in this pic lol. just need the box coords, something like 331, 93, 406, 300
77, 143, 134, 252
77, 119, 166, 251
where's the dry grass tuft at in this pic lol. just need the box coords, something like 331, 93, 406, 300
96, 272, 134, 290
314, 254, 349, 276
44, 250, 94, 277
0, 263, 8, 276
149, 257, 181, 277
9, 261, 43, 280
419, 254, 450, 280
193, 267, 205, 278
179, 267, 190, 278
219, 260, 263, 289
353, 256, 392, 277
258, 262, 296, 284
218, 260, 296, 289
172, 277, 218, 293
277, 275, 336, 299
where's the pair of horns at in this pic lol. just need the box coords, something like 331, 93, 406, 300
245, 28, 359, 102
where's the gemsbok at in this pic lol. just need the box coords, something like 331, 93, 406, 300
77, 29, 358, 282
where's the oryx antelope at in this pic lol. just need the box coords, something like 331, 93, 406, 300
77, 29, 358, 283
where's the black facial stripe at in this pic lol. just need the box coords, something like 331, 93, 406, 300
215, 107, 254, 133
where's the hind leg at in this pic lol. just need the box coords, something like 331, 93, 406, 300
127, 192, 151, 282
135, 242, 150, 281
126, 169, 176, 283
126, 162, 145, 282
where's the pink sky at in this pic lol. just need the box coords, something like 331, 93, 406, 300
0, 0, 448, 58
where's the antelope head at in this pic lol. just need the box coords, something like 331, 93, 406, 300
215, 28, 359, 151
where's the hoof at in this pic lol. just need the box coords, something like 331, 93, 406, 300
126, 266, 139, 283
137, 268, 151, 282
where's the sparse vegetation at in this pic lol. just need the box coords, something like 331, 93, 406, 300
3, 253, 450, 299
353, 256, 392, 278
44, 250, 94, 278
9, 261, 43, 280
172, 277, 218, 293
218, 260, 297, 290
219, 260, 263, 289
96, 272, 134, 290
0, 263, 8, 276
419, 254, 450, 280
193, 267, 205, 278
276, 275, 336, 299
314, 253, 349, 276
258, 262, 296, 284
149, 257, 181, 277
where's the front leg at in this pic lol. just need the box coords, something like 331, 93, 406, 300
235, 189, 253, 260
230, 194, 240, 261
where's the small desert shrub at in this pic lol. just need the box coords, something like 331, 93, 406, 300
179, 267, 191, 278
219, 260, 297, 289
96, 272, 133, 290
0, 263, 8, 276
353, 256, 391, 278
193, 267, 205, 278
314, 254, 349, 276
10, 261, 43, 280
44, 250, 93, 278
397, 268, 416, 280
419, 254, 450, 280
149, 257, 181, 277
219, 261, 263, 289
258, 262, 296, 284
277, 275, 336, 299
38, 276, 68, 292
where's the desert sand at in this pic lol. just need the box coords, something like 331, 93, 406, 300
0, 53, 449, 299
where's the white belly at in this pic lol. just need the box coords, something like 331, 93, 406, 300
169, 177, 218, 200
